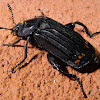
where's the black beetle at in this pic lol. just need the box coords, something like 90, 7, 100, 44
0, 4, 99, 98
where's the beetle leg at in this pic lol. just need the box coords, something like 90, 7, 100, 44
11, 36, 30, 73
71, 22, 93, 38
66, 22, 100, 37
47, 53, 87, 98
2, 37, 23, 46
65, 23, 75, 30
91, 31, 100, 37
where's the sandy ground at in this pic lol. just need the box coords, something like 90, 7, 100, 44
0, 0, 100, 100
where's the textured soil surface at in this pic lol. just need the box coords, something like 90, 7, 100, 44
0, 0, 100, 100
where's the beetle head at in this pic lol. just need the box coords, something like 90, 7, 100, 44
0, 4, 43, 38
12, 22, 24, 37
12, 21, 35, 37
0, 22, 24, 37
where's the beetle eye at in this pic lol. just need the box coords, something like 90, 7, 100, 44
15, 28, 17, 32
15, 25, 19, 31
13, 26, 19, 34
16, 25, 19, 30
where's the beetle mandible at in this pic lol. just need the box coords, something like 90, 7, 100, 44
0, 4, 100, 98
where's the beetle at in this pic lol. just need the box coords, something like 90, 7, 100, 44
0, 4, 99, 98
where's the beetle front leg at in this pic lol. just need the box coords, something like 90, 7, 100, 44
2, 37, 23, 46
11, 36, 30, 73
47, 53, 87, 98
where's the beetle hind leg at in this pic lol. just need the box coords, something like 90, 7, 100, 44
91, 31, 100, 37
47, 53, 87, 98
65, 23, 75, 30
69, 21, 100, 38
72, 21, 100, 37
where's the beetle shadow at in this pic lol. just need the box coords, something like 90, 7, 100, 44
17, 52, 100, 74
10, 44, 33, 48
18, 51, 45, 71
18, 54, 39, 70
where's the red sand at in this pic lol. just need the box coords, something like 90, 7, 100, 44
0, 0, 100, 100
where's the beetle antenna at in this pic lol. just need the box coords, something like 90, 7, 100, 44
38, 9, 45, 17
0, 27, 13, 30
7, 3, 16, 25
